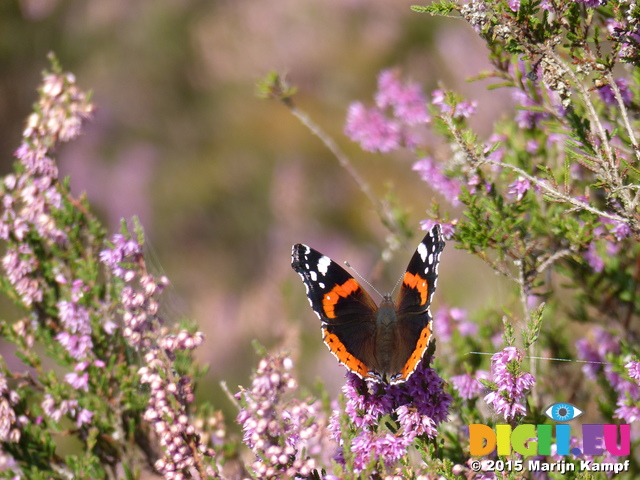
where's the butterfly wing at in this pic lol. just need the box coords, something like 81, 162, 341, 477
392, 224, 445, 383
291, 243, 381, 380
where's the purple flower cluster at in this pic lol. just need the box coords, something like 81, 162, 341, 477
626, 361, 640, 383
0, 66, 104, 439
606, 19, 640, 62
100, 233, 166, 348
484, 347, 535, 421
16, 71, 93, 177
0, 70, 92, 256
575, 327, 619, 380
582, 218, 632, 273
512, 90, 549, 130
55, 289, 93, 360
0, 371, 20, 443
139, 348, 214, 480
1, 244, 43, 307
431, 89, 477, 119
41, 393, 92, 428
419, 219, 456, 239
236, 353, 326, 479
450, 370, 490, 400
576, 329, 640, 424
412, 157, 461, 207
0, 68, 104, 400
507, 176, 531, 202
598, 78, 633, 107
433, 306, 478, 342
329, 358, 450, 474
345, 69, 429, 153
101, 231, 212, 479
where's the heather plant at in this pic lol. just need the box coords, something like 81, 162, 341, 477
4, 1, 640, 480
259, 0, 640, 478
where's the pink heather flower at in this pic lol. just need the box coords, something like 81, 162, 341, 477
453, 100, 478, 118
540, 0, 552, 10
1, 245, 44, 307
76, 408, 94, 427
611, 221, 631, 241
507, 176, 531, 201
431, 89, 477, 119
484, 347, 535, 421
236, 354, 324, 479
508, 0, 520, 11
451, 371, 490, 400
41, 394, 78, 423
525, 140, 539, 153
344, 102, 402, 153
0, 372, 20, 443
433, 307, 476, 342
584, 242, 604, 273
576, 0, 604, 7
55, 299, 93, 359
57, 300, 91, 335
485, 133, 507, 164
615, 398, 640, 423
139, 347, 212, 478
598, 78, 633, 107
375, 70, 429, 126
512, 90, 548, 129
396, 405, 437, 438
412, 157, 461, 206
65, 371, 89, 391
55, 331, 93, 360
100, 231, 174, 348
626, 361, 640, 383
419, 219, 456, 239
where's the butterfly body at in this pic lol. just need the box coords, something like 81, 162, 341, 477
291, 224, 444, 384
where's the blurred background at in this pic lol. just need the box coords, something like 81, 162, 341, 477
1, 1, 514, 416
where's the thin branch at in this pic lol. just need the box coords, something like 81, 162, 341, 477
284, 101, 401, 236
537, 248, 574, 274
606, 71, 640, 164
485, 158, 629, 223
543, 47, 614, 168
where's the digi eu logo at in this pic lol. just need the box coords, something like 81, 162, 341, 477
469, 402, 631, 457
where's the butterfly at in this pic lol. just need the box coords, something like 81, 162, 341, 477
291, 224, 444, 384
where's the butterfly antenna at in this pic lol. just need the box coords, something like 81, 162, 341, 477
344, 261, 384, 300
390, 273, 404, 297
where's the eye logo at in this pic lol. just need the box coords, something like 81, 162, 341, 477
544, 402, 584, 422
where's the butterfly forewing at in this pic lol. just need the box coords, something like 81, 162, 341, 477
291, 243, 380, 379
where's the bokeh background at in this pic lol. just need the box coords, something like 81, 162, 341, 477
2, 1, 516, 417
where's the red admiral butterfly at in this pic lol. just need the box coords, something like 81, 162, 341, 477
291, 224, 444, 384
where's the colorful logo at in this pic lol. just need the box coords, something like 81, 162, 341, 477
469, 402, 630, 457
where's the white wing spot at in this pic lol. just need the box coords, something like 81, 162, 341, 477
310, 270, 318, 281
428, 253, 434, 265
319, 282, 325, 289
317, 255, 331, 275
417, 242, 428, 262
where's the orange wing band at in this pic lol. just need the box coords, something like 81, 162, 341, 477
323, 330, 370, 378
398, 324, 432, 381
322, 278, 360, 319
403, 272, 429, 305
